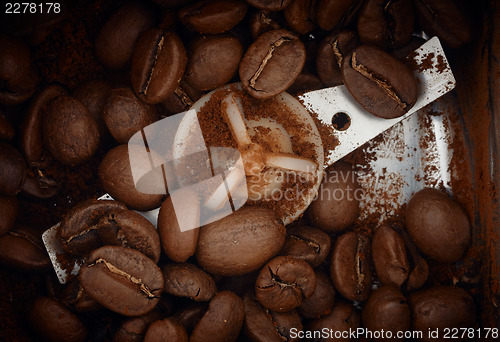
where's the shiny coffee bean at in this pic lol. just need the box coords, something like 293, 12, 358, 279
144, 317, 188, 342
0, 111, 14, 141
60, 279, 102, 313
284, 0, 316, 35
342, 45, 418, 119
179, 0, 248, 34
95, 2, 156, 69
0, 195, 18, 236
113, 311, 163, 342
29, 297, 87, 342
248, 9, 281, 40
330, 231, 371, 302
162, 262, 217, 301
131, 29, 187, 104
190, 291, 245, 342
245, 0, 292, 11
0, 142, 27, 196
73, 79, 112, 137
307, 301, 361, 342
315, 0, 359, 31
280, 224, 331, 267
174, 301, 209, 332
298, 270, 335, 319
255, 256, 316, 312
79, 246, 164, 317
239, 29, 306, 99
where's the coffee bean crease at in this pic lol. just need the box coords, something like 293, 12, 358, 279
249, 37, 292, 90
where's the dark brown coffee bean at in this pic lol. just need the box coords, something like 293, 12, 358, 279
408, 286, 476, 342
245, 0, 292, 11
113, 311, 163, 342
357, 0, 415, 49
0, 143, 27, 196
362, 286, 410, 342
342, 45, 418, 119
131, 29, 187, 104
174, 301, 209, 332
280, 224, 331, 267
79, 246, 164, 317
196, 206, 286, 276
29, 297, 87, 342
144, 317, 188, 342
316, 30, 358, 87
97, 208, 161, 262
185, 35, 244, 91
43, 95, 100, 165
160, 79, 204, 115
73, 79, 112, 137
162, 262, 217, 301
95, 2, 156, 69
315, 0, 360, 31
103, 87, 158, 144
21, 171, 60, 200
179, 0, 248, 34
372, 224, 409, 287
405, 188, 470, 263
190, 291, 245, 342
307, 301, 360, 342
0, 111, 14, 141
298, 270, 335, 319
0, 223, 51, 272
0, 195, 18, 236
307, 162, 360, 232
57, 199, 127, 256
330, 231, 371, 302
248, 9, 281, 40
284, 0, 316, 35
240, 29, 305, 99
255, 256, 316, 312
60, 279, 102, 313
99, 144, 165, 211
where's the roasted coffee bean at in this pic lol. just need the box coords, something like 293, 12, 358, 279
316, 30, 358, 87
342, 45, 418, 119
21, 171, 60, 200
240, 29, 305, 99
248, 9, 281, 40
73, 79, 112, 137
0, 142, 27, 196
0, 223, 51, 272
330, 231, 371, 302
43, 95, 100, 165
190, 291, 245, 342
196, 206, 286, 276
316, 0, 360, 31
357, 0, 415, 49
179, 0, 248, 34
29, 297, 87, 342
414, 0, 471, 49
0, 111, 14, 141
174, 301, 209, 332
57, 199, 127, 256
160, 79, 204, 115
372, 224, 410, 287
280, 224, 331, 267
144, 317, 188, 342
408, 286, 476, 342
255, 256, 316, 312
79, 246, 164, 317
243, 291, 302, 342
362, 286, 410, 342
97, 208, 161, 262
307, 301, 361, 342
284, 0, 316, 35
405, 188, 470, 263
60, 279, 102, 313
131, 29, 187, 104
298, 270, 335, 319
113, 311, 163, 342
185, 35, 244, 91
245, 0, 292, 11
162, 262, 217, 301
0, 196, 18, 236
95, 2, 156, 69
307, 162, 360, 232
99, 144, 165, 211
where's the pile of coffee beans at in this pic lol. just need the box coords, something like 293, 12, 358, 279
0, 0, 483, 341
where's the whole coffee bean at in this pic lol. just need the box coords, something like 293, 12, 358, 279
185, 35, 244, 91
342, 45, 418, 119
408, 286, 476, 342
162, 262, 217, 301
0, 142, 27, 196
405, 188, 470, 263
113, 311, 163, 342
29, 297, 87, 342
307, 301, 360, 342
357, 0, 415, 49
243, 291, 302, 342
307, 162, 360, 233
0, 195, 18, 236
240, 29, 305, 99
179, 0, 248, 34
73, 79, 112, 137
60, 279, 102, 313
0, 111, 14, 141
361, 286, 410, 342
372, 224, 409, 287
97, 208, 162, 262
284, 0, 316, 35
245, 0, 292, 11
174, 301, 209, 332
0, 223, 51, 272
144, 318, 188, 342
280, 224, 331, 267
43, 95, 100, 165
298, 270, 335, 319
255, 256, 316, 312
99, 144, 165, 211
190, 291, 245, 342
131, 29, 187, 104
330, 231, 371, 302
95, 2, 156, 69
248, 10, 281, 40
315, 0, 359, 31
21, 171, 60, 200
79, 246, 164, 317
196, 206, 286, 276
160, 79, 204, 115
